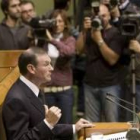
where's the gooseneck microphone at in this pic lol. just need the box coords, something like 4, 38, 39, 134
106, 96, 140, 140
106, 96, 140, 123
106, 93, 140, 111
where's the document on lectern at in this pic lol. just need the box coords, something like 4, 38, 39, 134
86, 131, 127, 140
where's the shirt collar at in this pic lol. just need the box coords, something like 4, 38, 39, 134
53, 33, 63, 40
20, 75, 39, 97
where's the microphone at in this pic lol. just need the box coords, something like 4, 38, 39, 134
106, 96, 140, 140
106, 96, 140, 122
106, 93, 140, 111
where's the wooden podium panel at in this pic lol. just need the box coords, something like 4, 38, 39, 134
0, 50, 23, 82
78, 122, 130, 140
0, 66, 20, 140
0, 66, 20, 106
0, 51, 23, 140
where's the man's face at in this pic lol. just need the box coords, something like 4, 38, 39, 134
7, 0, 21, 20
21, 3, 36, 23
34, 54, 53, 84
99, 5, 111, 28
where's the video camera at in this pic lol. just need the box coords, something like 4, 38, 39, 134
120, 14, 140, 38
29, 17, 56, 39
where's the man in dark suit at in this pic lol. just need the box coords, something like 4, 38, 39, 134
2, 47, 93, 140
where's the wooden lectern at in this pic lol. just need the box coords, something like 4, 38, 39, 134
78, 122, 130, 140
0, 51, 23, 140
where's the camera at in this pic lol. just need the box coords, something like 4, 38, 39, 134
120, 14, 140, 38
91, 16, 102, 30
90, 0, 102, 30
29, 17, 56, 39
90, 0, 100, 15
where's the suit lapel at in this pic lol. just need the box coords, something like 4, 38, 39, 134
18, 79, 45, 115
30, 96, 45, 115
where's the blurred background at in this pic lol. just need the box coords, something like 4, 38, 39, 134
0, 0, 75, 19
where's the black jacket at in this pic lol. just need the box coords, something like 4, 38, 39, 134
0, 20, 30, 50
2, 79, 73, 140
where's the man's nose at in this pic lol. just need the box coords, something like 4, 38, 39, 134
27, 11, 31, 16
50, 65, 54, 71
56, 21, 59, 27
17, 6, 21, 12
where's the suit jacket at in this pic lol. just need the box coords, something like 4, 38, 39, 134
2, 79, 73, 140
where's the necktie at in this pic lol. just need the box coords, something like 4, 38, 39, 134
38, 91, 44, 104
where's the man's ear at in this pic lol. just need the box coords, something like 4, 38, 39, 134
27, 64, 36, 74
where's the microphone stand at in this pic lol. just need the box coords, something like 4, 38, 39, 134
131, 52, 137, 121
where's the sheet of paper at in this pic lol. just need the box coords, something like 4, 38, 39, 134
86, 131, 127, 140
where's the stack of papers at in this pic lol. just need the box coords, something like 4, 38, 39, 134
86, 131, 127, 140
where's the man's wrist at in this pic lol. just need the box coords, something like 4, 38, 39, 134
44, 119, 54, 130
73, 124, 76, 134
97, 40, 104, 47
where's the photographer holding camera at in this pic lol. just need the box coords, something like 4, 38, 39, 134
125, 34, 140, 121
100, 0, 140, 121
76, 3, 127, 122
40, 9, 75, 125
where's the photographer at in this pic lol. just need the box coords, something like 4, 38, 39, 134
41, 9, 75, 125
100, 0, 140, 121
76, 4, 126, 122
126, 36, 140, 120
117, 0, 140, 121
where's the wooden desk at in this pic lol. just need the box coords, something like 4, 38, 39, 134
78, 122, 130, 140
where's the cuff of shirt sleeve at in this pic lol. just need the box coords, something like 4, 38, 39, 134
44, 119, 54, 130
73, 124, 76, 134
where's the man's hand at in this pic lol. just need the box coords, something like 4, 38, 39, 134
75, 118, 94, 132
83, 17, 92, 31
129, 40, 140, 53
44, 105, 62, 127
110, 6, 120, 19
